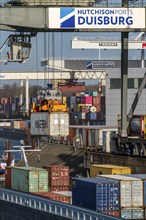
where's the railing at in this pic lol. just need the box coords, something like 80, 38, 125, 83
0, 187, 123, 220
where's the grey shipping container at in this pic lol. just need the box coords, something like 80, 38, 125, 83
121, 208, 144, 219
31, 112, 69, 137
123, 174, 146, 207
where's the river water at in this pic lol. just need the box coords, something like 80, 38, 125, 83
0, 138, 23, 163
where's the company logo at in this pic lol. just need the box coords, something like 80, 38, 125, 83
86, 61, 115, 69
60, 8, 75, 28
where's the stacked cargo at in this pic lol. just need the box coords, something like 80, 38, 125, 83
0, 97, 27, 118
99, 175, 144, 219
66, 91, 105, 125
72, 175, 144, 219
11, 167, 48, 192
43, 165, 70, 192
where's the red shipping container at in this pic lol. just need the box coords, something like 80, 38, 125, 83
50, 186, 69, 192
43, 165, 70, 187
85, 96, 92, 104
20, 121, 26, 129
32, 192, 71, 204
50, 186, 61, 191
59, 186, 69, 191
5, 166, 12, 187
102, 211, 120, 217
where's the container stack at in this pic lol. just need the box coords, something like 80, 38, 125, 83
62, 87, 105, 125
0, 97, 32, 118
43, 165, 70, 192
5, 165, 71, 204
72, 175, 144, 219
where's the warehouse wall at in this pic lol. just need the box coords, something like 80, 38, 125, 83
105, 68, 146, 126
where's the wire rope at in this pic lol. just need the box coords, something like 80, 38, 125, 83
44, 32, 47, 88
61, 32, 63, 83
52, 32, 55, 88
35, 35, 39, 90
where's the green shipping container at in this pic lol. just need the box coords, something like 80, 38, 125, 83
37, 168, 48, 192
12, 167, 39, 192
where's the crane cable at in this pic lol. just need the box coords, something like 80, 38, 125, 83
44, 32, 47, 88
35, 35, 39, 90
61, 32, 63, 83
52, 32, 55, 88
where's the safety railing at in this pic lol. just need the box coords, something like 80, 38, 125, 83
0, 187, 123, 220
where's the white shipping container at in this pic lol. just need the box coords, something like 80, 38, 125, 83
50, 112, 69, 136
81, 112, 86, 120
0, 122, 11, 127
98, 175, 143, 208
121, 208, 144, 219
31, 112, 69, 137
13, 121, 21, 129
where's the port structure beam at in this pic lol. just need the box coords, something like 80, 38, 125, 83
0, 70, 105, 80
72, 38, 146, 50
0, 6, 146, 32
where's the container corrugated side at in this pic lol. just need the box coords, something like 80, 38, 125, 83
102, 211, 120, 217
123, 174, 146, 207
32, 192, 71, 204
37, 168, 48, 192
72, 177, 120, 211
12, 167, 39, 192
43, 165, 69, 187
98, 175, 143, 208
50, 112, 69, 137
30, 112, 50, 136
121, 208, 144, 219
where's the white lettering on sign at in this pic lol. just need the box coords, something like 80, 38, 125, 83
48, 8, 145, 30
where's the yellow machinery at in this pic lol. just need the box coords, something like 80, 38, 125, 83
31, 84, 68, 113
32, 99, 68, 113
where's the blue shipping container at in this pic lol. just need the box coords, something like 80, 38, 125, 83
72, 178, 120, 211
